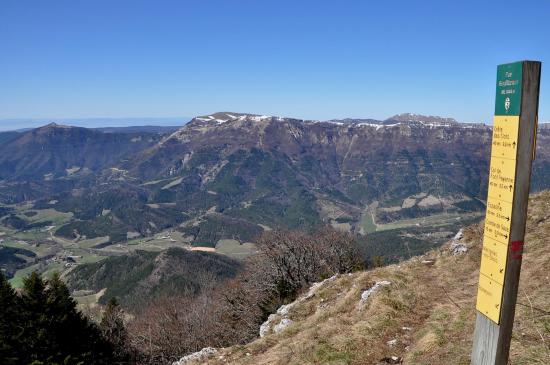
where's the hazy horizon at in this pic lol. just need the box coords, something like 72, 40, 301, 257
0, 117, 190, 132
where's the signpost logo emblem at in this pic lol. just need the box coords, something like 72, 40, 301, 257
505, 97, 511, 112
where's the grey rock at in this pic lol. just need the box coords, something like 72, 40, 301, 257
359, 281, 391, 307
172, 347, 217, 365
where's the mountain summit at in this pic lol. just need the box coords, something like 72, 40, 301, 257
385, 113, 459, 126
192, 112, 279, 125
39, 122, 74, 129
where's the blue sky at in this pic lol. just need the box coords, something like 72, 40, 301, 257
1, 0, 549, 129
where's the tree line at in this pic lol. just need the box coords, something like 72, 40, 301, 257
0, 271, 129, 365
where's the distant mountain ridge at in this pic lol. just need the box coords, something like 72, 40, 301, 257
326, 113, 459, 126
2, 111, 550, 248
0, 123, 166, 181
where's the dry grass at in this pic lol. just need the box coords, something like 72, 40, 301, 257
188, 192, 550, 365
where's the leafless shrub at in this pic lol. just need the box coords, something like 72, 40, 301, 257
128, 293, 223, 364
218, 227, 364, 344
313, 227, 364, 274
253, 228, 363, 295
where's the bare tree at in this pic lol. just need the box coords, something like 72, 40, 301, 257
313, 227, 363, 274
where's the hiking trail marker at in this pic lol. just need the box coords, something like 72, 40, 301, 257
471, 61, 541, 365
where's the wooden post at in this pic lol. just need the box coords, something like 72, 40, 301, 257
471, 61, 541, 365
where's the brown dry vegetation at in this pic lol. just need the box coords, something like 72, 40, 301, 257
191, 191, 550, 365
127, 228, 363, 364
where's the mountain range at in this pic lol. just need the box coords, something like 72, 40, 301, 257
2, 112, 550, 281
1, 113, 550, 247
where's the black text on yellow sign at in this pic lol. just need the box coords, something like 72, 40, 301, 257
491, 116, 519, 159
476, 115, 520, 324
484, 199, 512, 244
487, 156, 517, 203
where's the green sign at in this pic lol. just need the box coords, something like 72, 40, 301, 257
495, 62, 523, 116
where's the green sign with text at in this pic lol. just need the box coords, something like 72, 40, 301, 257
495, 62, 523, 116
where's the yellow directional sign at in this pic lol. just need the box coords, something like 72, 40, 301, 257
484, 213, 511, 244
484, 199, 512, 244
491, 116, 520, 159
476, 273, 504, 323
487, 157, 516, 203
480, 237, 508, 284
486, 199, 513, 222
476, 115, 520, 324
472, 61, 541, 365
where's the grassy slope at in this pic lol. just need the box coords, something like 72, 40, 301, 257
193, 191, 550, 365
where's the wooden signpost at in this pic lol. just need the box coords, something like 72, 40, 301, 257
471, 61, 541, 365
